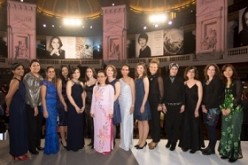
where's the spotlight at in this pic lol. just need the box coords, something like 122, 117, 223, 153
112, 3, 115, 6
154, 24, 158, 28
149, 13, 167, 24
52, 25, 55, 28
63, 18, 82, 27
168, 21, 173, 25
43, 24, 46, 28
143, 26, 147, 30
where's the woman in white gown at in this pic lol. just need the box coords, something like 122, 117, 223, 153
119, 65, 135, 151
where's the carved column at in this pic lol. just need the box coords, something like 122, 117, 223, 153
7, 1, 36, 59
196, 0, 228, 60
102, 5, 127, 61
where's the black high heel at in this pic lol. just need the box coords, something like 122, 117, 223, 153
136, 142, 147, 149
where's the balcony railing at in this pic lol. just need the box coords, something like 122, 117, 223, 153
1, 46, 248, 68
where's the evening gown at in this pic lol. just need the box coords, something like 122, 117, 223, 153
134, 78, 151, 121
85, 84, 95, 143
58, 78, 68, 126
109, 79, 121, 125
119, 79, 133, 151
179, 84, 201, 151
9, 78, 28, 157
91, 84, 114, 153
67, 82, 85, 151
41, 80, 59, 154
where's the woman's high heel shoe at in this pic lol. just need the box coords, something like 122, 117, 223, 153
136, 142, 147, 149
13, 154, 29, 161
148, 142, 158, 150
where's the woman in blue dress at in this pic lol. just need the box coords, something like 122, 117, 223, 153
106, 65, 121, 146
66, 67, 86, 151
41, 66, 59, 154
134, 62, 151, 149
5, 63, 28, 160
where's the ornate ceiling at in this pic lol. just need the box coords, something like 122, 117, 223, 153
129, 0, 196, 13
1, 0, 196, 19
37, 0, 101, 19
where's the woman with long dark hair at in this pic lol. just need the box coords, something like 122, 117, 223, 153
41, 66, 59, 154
57, 65, 69, 148
5, 63, 28, 160
219, 64, 243, 163
201, 64, 224, 155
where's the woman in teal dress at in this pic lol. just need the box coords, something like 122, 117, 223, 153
41, 66, 59, 154
219, 64, 243, 163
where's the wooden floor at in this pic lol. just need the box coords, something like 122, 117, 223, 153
0, 138, 247, 165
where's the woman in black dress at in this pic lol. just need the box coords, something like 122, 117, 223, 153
179, 66, 203, 153
84, 67, 97, 148
66, 67, 86, 151
57, 65, 69, 147
5, 63, 28, 160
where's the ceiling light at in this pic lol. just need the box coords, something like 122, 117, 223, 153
154, 24, 158, 28
43, 24, 46, 27
168, 21, 173, 25
143, 26, 147, 30
63, 18, 82, 27
149, 13, 167, 24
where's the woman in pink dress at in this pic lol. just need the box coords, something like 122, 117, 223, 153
91, 70, 114, 155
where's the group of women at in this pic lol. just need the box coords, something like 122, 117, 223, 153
4, 58, 244, 163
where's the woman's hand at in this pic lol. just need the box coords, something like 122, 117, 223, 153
34, 107, 39, 116
140, 105, 145, 114
43, 110, 48, 118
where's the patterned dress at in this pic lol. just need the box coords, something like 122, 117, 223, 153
219, 86, 243, 160
91, 84, 114, 153
41, 80, 59, 154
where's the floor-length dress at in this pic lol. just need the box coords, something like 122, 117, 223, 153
91, 84, 114, 153
134, 78, 151, 121
179, 84, 201, 151
67, 82, 85, 151
219, 87, 243, 160
41, 80, 59, 154
119, 79, 133, 151
9, 78, 28, 157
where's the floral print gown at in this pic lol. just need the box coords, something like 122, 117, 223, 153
219, 87, 243, 159
91, 84, 114, 153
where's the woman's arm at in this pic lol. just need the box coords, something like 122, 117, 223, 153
108, 85, 114, 118
57, 78, 67, 111
5, 79, 19, 115
130, 78, 135, 114
141, 77, 149, 113
41, 84, 48, 118
66, 80, 80, 113
114, 81, 121, 101
90, 86, 96, 117
80, 82, 86, 113
195, 80, 203, 118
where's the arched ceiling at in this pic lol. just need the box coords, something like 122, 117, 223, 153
37, 0, 101, 19
129, 0, 196, 13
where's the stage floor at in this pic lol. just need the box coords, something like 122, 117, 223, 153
0, 139, 247, 165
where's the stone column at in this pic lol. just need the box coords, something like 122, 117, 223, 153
102, 5, 127, 61
7, 1, 36, 60
196, 0, 228, 60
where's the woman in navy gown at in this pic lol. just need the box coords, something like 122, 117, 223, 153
41, 66, 59, 154
66, 67, 86, 151
5, 63, 28, 160
134, 62, 151, 149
